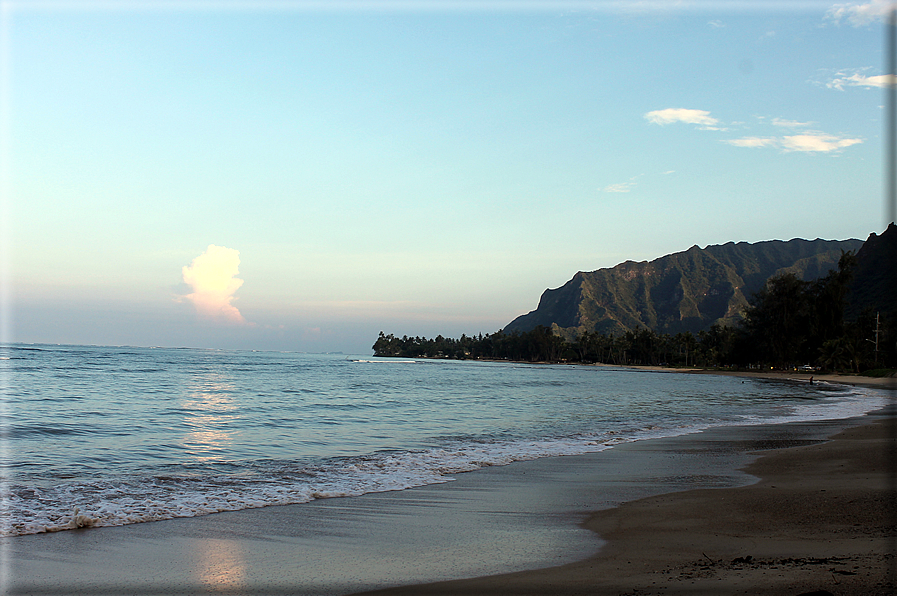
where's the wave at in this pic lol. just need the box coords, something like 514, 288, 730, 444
5, 385, 886, 537
8, 424, 97, 438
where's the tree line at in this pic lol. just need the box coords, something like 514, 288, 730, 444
372, 253, 895, 373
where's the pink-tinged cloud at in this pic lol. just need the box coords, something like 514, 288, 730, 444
182, 245, 247, 324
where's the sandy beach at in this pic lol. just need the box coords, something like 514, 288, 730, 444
594, 362, 896, 391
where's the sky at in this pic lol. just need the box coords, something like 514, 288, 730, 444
2, 0, 894, 354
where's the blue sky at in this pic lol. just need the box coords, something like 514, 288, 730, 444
4, 0, 893, 354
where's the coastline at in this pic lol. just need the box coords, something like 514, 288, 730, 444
6, 409, 892, 595
427, 355, 895, 390
359, 411, 896, 596
608, 363, 896, 391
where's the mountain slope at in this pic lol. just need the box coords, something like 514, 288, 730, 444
504, 237, 864, 338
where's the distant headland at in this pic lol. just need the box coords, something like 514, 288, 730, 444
374, 226, 896, 373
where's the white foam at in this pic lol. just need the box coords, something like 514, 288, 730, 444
6, 385, 889, 537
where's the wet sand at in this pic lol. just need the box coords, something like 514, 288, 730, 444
6, 410, 892, 595
362, 413, 897, 596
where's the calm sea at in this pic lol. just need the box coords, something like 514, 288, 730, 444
1, 343, 886, 537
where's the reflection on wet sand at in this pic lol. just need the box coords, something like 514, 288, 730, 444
190, 537, 248, 592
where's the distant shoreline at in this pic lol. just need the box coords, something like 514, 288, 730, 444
599, 362, 896, 391
398, 354, 896, 391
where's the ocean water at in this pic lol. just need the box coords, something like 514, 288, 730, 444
1, 343, 887, 538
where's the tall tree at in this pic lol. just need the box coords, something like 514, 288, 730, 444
740, 273, 812, 366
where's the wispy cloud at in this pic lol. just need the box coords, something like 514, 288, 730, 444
826, 0, 894, 26
644, 108, 722, 130
726, 137, 778, 149
647, 105, 861, 154
708, 19, 724, 28
725, 131, 863, 153
771, 118, 814, 128
601, 170, 673, 192
826, 70, 897, 90
602, 182, 635, 193
181, 244, 247, 324
601, 173, 643, 193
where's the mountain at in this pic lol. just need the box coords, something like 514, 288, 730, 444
504, 237, 864, 339
846, 223, 897, 320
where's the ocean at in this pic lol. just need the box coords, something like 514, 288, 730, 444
1, 343, 887, 538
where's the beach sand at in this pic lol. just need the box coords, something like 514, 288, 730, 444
594, 362, 896, 391
5, 409, 894, 595
362, 413, 897, 596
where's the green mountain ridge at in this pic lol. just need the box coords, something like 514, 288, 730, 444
504, 237, 866, 339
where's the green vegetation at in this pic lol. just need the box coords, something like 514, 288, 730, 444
729, 251, 895, 371
372, 323, 743, 367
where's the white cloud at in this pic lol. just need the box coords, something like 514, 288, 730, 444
772, 118, 814, 128
708, 20, 724, 28
827, 71, 897, 90
644, 108, 721, 129
181, 244, 247, 324
827, 0, 894, 26
780, 133, 863, 152
724, 131, 863, 152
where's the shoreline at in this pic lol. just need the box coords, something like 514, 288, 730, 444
402, 355, 896, 391
358, 411, 896, 596
608, 363, 897, 391
6, 410, 892, 595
